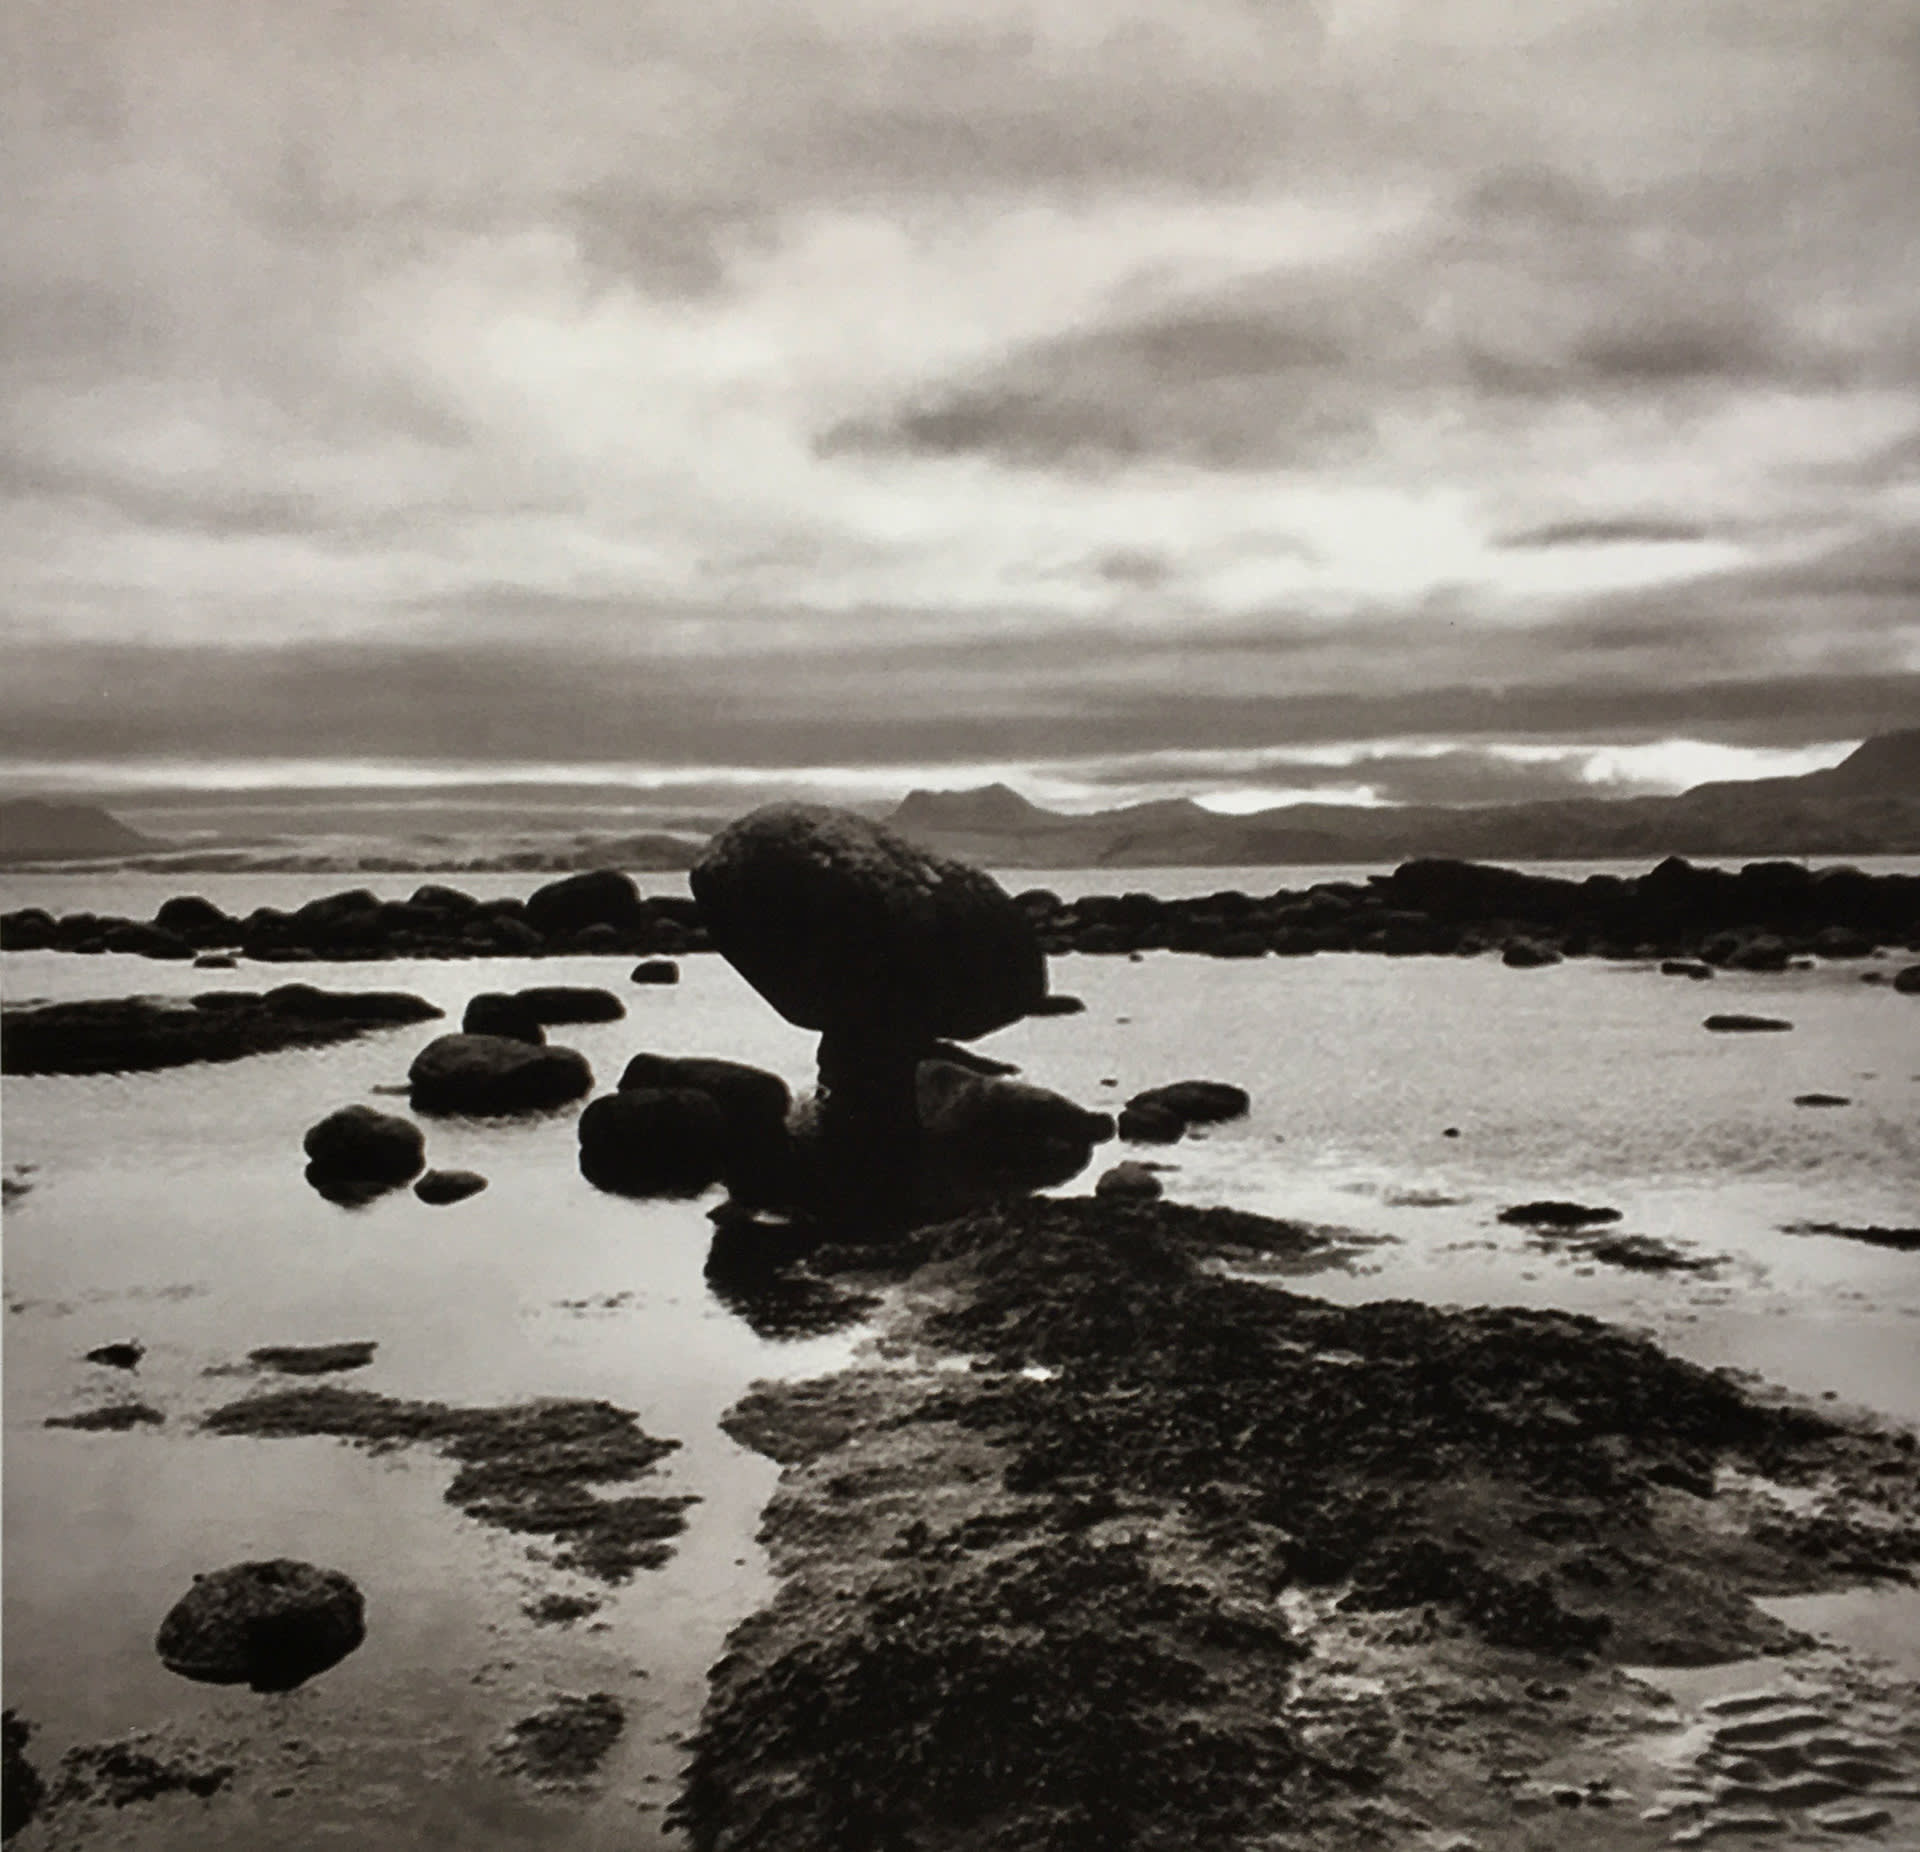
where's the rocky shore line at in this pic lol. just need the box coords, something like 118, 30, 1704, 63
5, 855, 1919, 972
680, 1195, 1920, 1852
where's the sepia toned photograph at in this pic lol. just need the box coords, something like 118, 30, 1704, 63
3, 2, 1918, 1847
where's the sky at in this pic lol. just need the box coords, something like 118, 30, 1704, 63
4, 0, 1918, 817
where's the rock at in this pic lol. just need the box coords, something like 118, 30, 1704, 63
302, 1105, 426, 1184
153, 895, 236, 943
1660, 960, 1714, 980
415, 1168, 488, 1204
48, 1738, 234, 1809
691, 804, 1045, 1045
494, 1693, 625, 1786
154, 1559, 365, 1692
192, 952, 238, 969
84, 1341, 144, 1370
1125, 1080, 1250, 1126
408, 883, 479, 915
524, 870, 644, 938
1792, 1093, 1850, 1108
3, 1711, 44, 1842
578, 1087, 728, 1196
45, 1402, 164, 1431
462, 992, 546, 1043
516, 985, 625, 1024
925, 1040, 1021, 1077
1028, 993, 1086, 1016
1703, 1015, 1793, 1033
0, 907, 57, 951
1894, 965, 1920, 994
1095, 1162, 1164, 1201
912, 1062, 1113, 1213
1498, 1202, 1623, 1229
617, 1054, 793, 1202
408, 1034, 593, 1114
1118, 1101, 1185, 1144
248, 1342, 377, 1375
630, 959, 680, 985
1501, 938, 1563, 968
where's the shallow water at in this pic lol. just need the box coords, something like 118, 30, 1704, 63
4, 875, 1919, 1847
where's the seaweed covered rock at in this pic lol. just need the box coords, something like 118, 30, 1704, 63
301, 1105, 425, 1184
914, 1060, 1113, 1210
408, 1034, 592, 1114
154, 1559, 365, 1692
691, 804, 1044, 1046
2, 990, 442, 1076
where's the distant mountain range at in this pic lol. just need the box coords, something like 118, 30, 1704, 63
0, 799, 167, 864
886, 730, 1920, 867
4, 729, 1917, 871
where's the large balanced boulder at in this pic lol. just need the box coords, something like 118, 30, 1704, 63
154, 1559, 365, 1692
408, 1034, 593, 1114
691, 805, 1044, 1046
302, 1105, 425, 1184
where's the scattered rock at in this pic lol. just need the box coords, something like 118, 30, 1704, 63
1661, 960, 1714, 979
1498, 1202, 1623, 1230
616, 1053, 794, 1202
523, 870, 645, 938
50, 1737, 233, 1809
84, 1340, 144, 1370
1782, 1222, 1920, 1253
192, 953, 237, 970
408, 1034, 593, 1114
522, 1591, 605, 1628
1792, 1093, 1851, 1108
154, 1560, 366, 1691
1704, 1014, 1793, 1033
302, 1104, 425, 1184
515, 985, 625, 1024
1095, 1162, 1164, 1201
414, 1168, 488, 1205
911, 1060, 1113, 1213
46, 1402, 164, 1431
461, 992, 546, 1043
1582, 1234, 1715, 1274
1892, 965, 1920, 994
1117, 1101, 1184, 1144
3, 1713, 43, 1842
494, 1693, 624, 1786
1125, 1080, 1250, 1127
1027, 993, 1086, 1016
247, 1342, 377, 1376
1, 990, 443, 1076
201, 1388, 693, 1580
578, 1087, 729, 1197
630, 959, 679, 985
1502, 938, 1563, 968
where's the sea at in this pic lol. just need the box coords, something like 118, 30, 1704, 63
4, 860, 1919, 1849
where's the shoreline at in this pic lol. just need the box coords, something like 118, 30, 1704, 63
676, 1196, 1920, 1851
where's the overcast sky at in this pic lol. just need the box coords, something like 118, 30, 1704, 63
4, 0, 1917, 812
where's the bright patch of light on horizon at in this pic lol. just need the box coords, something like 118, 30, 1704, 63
1195, 784, 1384, 813
1484, 738, 1858, 792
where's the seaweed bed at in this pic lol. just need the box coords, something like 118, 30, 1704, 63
492, 1693, 626, 1786
677, 1196, 1920, 1852
201, 1388, 695, 1581
0, 987, 442, 1075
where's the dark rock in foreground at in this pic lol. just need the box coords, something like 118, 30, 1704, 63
494, 1693, 625, 1786
1, 989, 442, 1076
302, 1105, 425, 1184
579, 1087, 729, 1197
408, 1034, 592, 1114
155, 1560, 366, 1691
49, 1737, 234, 1811
201, 1387, 694, 1581
615, 1053, 793, 1203
3, 1712, 43, 1842
630, 959, 680, 985
415, 1168, 488, 1204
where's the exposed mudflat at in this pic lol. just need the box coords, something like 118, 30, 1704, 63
682, 1197, 1920, 1852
